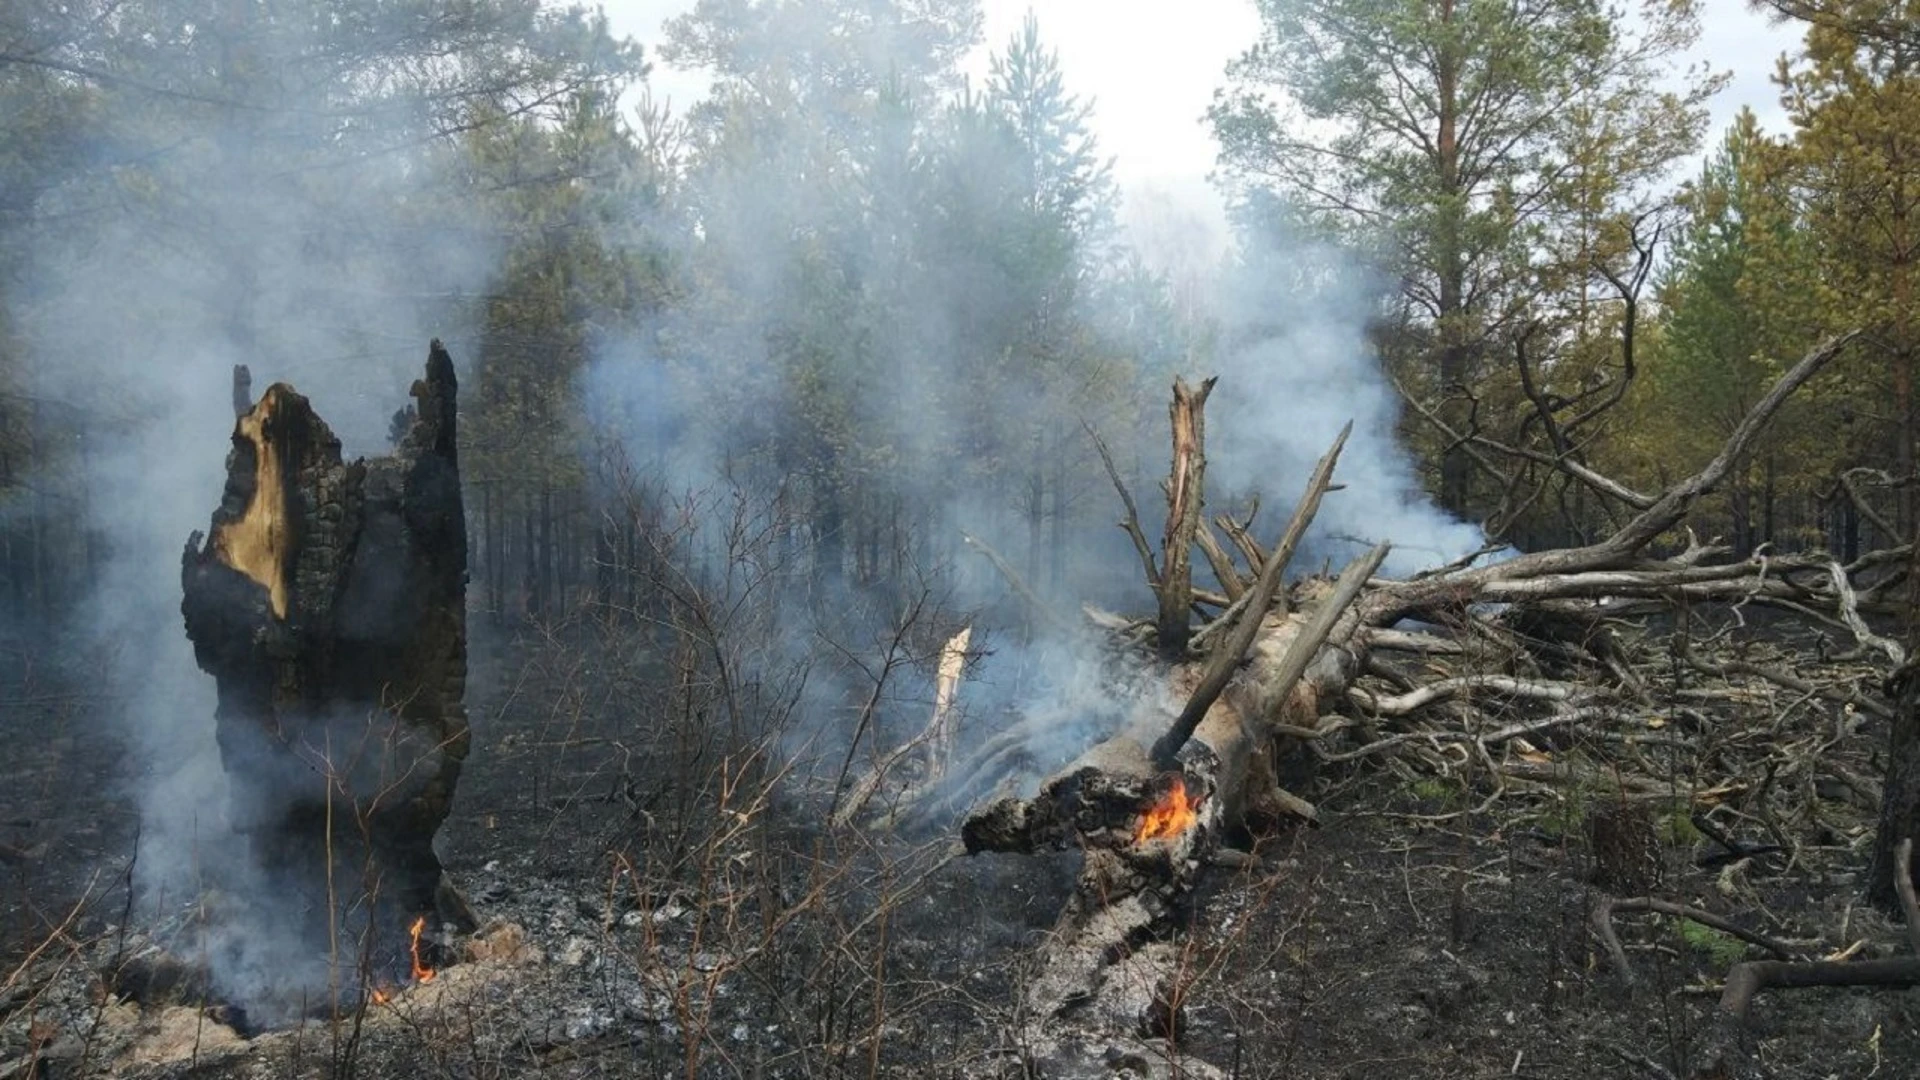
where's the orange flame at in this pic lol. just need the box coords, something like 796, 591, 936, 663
1135, 776, 1200, 844
409, 915, 437, 984
370, 986, 391, 1005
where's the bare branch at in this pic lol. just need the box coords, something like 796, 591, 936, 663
1217, 507, 1268, 571
1260, 421, 1355, 616
1829, 561, 1904, 665
1367, 332, 1861, 629
960, 531, 1074, 637
1592, 895, 1799, 988
1838, 467, 1903, 543
1085, 420, 1161, 592
1196, 523, 1247, 601
1720, 958, 1920, 1022
1609, 333, 1858, 553
1350, 674, 1593, 717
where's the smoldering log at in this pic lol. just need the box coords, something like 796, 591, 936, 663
957, 420, 1368, 1076
180, 340, 475, 967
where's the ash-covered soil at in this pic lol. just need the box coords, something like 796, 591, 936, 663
0, 636, 139, 956
5, 616, 1920, 1078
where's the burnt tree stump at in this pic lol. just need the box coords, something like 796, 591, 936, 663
1589, 801, 1663, 896
181, 340, 474, 972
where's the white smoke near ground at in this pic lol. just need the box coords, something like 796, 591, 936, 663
6, 17, 515, 1018
24, 244, 494, 1018
571, 20, 1495, 804
1204, 211, 1494, 578
6, 0, 1495, 1017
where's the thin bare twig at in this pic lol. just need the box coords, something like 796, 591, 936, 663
1085, 420, 1161, 592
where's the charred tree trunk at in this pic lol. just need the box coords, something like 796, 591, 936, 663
180, 340, 474, 1010
1870, 647, 1920, 913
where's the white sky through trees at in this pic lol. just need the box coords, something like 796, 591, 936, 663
603, 0, 1804, 275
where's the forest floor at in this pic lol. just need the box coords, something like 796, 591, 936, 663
3, 615, 1918, 1079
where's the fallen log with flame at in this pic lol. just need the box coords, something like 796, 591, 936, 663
950, 332, 1918, 1075
179, 340, 474, 1017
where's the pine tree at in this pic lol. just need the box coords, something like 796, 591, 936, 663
1212, 0, 1720, 517
1756, 0, 1920, 915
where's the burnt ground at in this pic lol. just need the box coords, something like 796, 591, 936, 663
4, 612, 1920, 1079
0, 636, 139, 969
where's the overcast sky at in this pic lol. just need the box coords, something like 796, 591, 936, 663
602, 0, 1808, 266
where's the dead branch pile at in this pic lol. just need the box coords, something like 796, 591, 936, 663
904, 332, 1920, 1077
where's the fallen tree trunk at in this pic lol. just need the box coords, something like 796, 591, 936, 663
959, 416, 1376, 1067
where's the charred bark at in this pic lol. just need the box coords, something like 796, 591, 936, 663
1869, 659, 1920, 912
180, 340, 474, 1005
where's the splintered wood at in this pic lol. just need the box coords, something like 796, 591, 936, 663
213, 387, 295, 618
832, 625, 975, 830
928, 625, 971, 778
1155, 376, 1215, 658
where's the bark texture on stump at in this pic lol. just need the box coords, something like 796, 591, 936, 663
1589, 801, 1662, 896
180, 341, 472, 973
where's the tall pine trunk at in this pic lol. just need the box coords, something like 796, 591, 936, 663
1433, 0, 1471, 516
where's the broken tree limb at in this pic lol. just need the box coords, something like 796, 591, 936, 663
1837, 467, 1902, 543
1261, 422, 1353, 619
1610, 332, 1856, 553
1086, 420, 1161, 592
1828, 560, 1904, 665
959, 531, 1074, 637
1155, 376, 1216, 658
1217, 504, 1267, 572
831, 626, 974, 830
1189, 581, 1259, 654
1349, 674, 1593, 717
1719, 958, 1920, 1022
1482, 434, 1657, 511
1242, 543, 1391, 735
1195, 522, 1246, 600
1591, 896, 1799, 988
1360, 627, 1470, 654
928, 625, 971, 777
